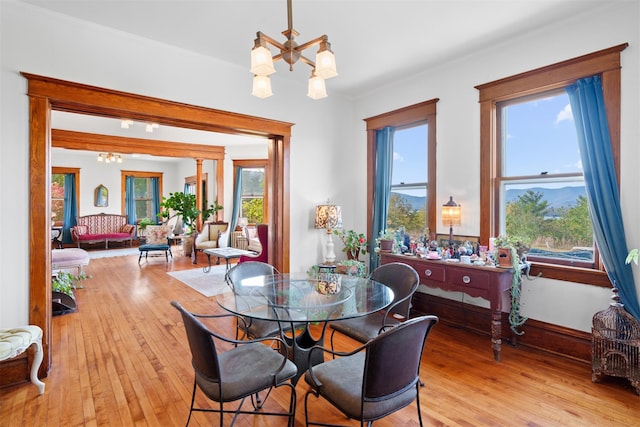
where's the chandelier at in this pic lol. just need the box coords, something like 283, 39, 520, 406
97, 152, 123, 163
250, 0, 337, 99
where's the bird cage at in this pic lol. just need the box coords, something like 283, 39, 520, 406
591, 288, 640, 395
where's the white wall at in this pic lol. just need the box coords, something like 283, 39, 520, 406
354, 1, 640, 332
0, 2, 354, 327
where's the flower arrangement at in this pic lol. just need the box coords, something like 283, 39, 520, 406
333, 229, 368, 260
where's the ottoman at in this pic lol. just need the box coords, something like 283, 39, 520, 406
52, 248, 90, 276
0, 326, 45, 394
138, 244, 172, 263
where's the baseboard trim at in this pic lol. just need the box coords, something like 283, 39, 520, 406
412, 292, 591, 363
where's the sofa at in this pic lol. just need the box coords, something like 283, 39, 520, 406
71, 213, 135, 248
193, 222, 230, 263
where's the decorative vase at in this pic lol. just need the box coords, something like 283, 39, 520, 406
346, 250, 359, 261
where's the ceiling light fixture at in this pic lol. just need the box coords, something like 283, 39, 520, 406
121, 119, 133, 129
251, 0, 337, 99
145, 123, 159, 133
97, 152, 123, 164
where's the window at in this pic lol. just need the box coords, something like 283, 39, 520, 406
388, 124, 428, 240
498, 90, 594, 268
51, 167, 80, 226
365, 99, 438, 243
477, 44, 626, 286
233, 160, 268, 224
121, 171, 163, 222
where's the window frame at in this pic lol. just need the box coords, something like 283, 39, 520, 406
233, 159, 269, 224
476, 44, 627, 287
51, 167, 80, 226
365, 99, 438, 244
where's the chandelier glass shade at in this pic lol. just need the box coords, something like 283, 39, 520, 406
250, 0, 337, 99
97, 152, 123, 164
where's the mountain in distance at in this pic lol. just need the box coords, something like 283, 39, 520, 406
392, 186, 586, 212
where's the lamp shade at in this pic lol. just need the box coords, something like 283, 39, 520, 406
252, 75, 273, 98
250, 45, 276, 76
315, 205, 342, 230
442, 196, 461, 227
307, 74, 327, 99
315, 49, 338, 79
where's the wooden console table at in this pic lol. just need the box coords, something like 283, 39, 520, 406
380, 253, 514, 361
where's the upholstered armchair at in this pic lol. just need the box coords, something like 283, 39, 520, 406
193, 222, 230, 264
239, 224, 268, 263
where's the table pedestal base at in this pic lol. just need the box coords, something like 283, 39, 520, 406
282, 323, 328, 385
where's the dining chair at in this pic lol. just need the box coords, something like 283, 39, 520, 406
171, 301, 297, 427
329, 262, 420, 351
225, 261, 292, 341
304, 315, 439, 427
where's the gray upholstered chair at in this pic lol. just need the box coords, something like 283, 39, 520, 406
329, 262, 420, 351
304, 315, 439, 427
225, 261, 290, 340
171, 301, 297, 427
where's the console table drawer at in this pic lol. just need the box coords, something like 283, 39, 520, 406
448, 268, 489, 291
418, 264, 446, 283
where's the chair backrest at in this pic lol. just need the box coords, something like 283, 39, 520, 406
363, 315, 438, 400
239, 224, 269, 263
145, 225, 170, 245
170, 301, 221, 383
371, 262, 420, 317
226, 261, 278, 291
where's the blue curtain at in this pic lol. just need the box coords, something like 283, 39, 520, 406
230, 167, 243, 233
62, 173, 78, 244
566, 76, 640, 320
151, 177, 160, 224
369, 126, 395, 272
125, 176, 137, 226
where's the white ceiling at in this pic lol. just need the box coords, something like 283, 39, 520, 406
21, 0, 613, 99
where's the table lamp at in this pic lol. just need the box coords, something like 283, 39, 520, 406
315, 204, 342, 264
442, 196, 461, 250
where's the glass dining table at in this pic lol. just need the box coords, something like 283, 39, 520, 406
215, 272, 394, 384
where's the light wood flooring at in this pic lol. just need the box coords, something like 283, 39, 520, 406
1, 250, 639, 426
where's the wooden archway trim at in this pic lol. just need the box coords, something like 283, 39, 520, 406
24, 72, 291, 376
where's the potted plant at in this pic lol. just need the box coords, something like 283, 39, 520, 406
493, 234, 530, 268
159, 192, 223, 254
493, 235, 531, 335
137, 217, 154, 243
333, 229, 368, 260
375, 229, 397, 253
335, 259, 368, 277
52, 271, 89, 315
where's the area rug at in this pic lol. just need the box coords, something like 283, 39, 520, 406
167, 265, 229, 297
87, 247, 140, 259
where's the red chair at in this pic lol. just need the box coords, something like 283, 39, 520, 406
239, 224, 268, 263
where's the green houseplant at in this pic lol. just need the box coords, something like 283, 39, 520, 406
374, 229, 397, 253
493, 234, 531, 335
52, 271, 89, 315
333, 229, 368, 260
158, 192, 223, 234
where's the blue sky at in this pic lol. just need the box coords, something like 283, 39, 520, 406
391, 91, 581, 195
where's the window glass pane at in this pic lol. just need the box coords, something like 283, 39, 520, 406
51, 173, 65, 223
389, 124, 427, 241
501, 179, 593, 263
502, 92, 581, 177
241, 168, 265, 223
134, 177, 154, 220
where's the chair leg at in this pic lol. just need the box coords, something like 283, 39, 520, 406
185, 380, 197, 427
31, 336, 45, 395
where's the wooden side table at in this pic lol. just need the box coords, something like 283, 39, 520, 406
381, 252, 514, 361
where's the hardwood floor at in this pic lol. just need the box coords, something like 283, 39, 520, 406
1, 251, 638, 426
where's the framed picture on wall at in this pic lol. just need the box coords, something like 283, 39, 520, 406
94, 184, 108, 207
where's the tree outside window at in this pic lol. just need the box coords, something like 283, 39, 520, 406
241, 168, 265, 224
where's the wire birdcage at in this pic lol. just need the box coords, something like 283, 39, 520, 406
591, 287, 640, 395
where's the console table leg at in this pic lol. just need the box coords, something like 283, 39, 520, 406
491, 310, 502, 361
